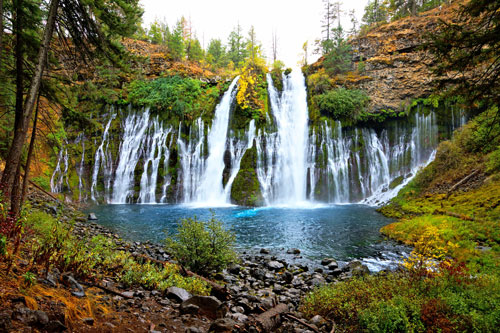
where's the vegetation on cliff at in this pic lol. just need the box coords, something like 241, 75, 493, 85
230, 143, 264, 207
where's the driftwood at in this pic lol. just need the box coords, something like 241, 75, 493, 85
283, 313, 320, 333
81, 281, 133, 299
445, 169, 479, 198
249, 303, 288, 332
29, 180, 60, 202
130, 253, 229, 300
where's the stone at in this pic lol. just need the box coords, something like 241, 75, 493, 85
61, 272, 85, 297
351, 264, 370, 277
166, 287, 192, 303
186, 327, 204, 333
181, 296, 226, 319
180, 304, 200, 315
208, 318, 237, 333
45, 320, 67, 332
82, 317, 94, 326
310, 315, 327, 327
227, 264, 241, 275
88, 213, 98, 220
35, 310, 49, 326
229, 312, 249, 323
282, 271, 294, 284
267, 261, 284, 271
122, 291, 134, 298
287, 248, 301, 254
260, 248, 270, 254
0, 312, 12, 331
321, 258, 335, 266
328, 261, 339, 270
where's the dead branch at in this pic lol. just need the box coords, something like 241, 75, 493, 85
283, 313, 320, 333
445, 169, 479, 198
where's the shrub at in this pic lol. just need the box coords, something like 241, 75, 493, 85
165, 215, 237, 275
0, 235, 6, 256
486, 147, 500, 173
314, 88, 369, 122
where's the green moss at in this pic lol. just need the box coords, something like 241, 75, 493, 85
230, 143, 263, 206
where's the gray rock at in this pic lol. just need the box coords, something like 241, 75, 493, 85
0, 312, 12, 331
61, 272, 85, 297
82, 317, 94, 326
166, 287, 192, 303
35, 310, 49, 326
88, 213, 98, 220
310, 314, 327, 327
267, 261, 284, 271
229, 312, 249, 323
282, 271, 294, 284
182, 296, 226, 319
45, 320, 67, 332
351, 264, 370, 277
260, 248, 270, 254
186, 327, 204, 333
287, 248, 301, 255
180, 304, 200, 315
328, 261, 339, 270
208, 318, 237, 332
121, 291, 134, 298
321, 258, 335, 266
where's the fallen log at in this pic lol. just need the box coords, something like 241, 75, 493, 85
283, 313, 320, 333
29, 180, 60, 202
432, 209, 478, 221
445, 169, 479, 199
248, 303, 288, 332
81, 281, 133, 299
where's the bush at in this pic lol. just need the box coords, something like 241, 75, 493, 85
0, 235, 6, 256
165, 215, 237, 275
314, 88, 369, 122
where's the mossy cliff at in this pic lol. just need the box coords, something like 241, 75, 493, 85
230, 141, 263, 207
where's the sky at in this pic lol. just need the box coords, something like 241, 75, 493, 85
139, 0, 370, 66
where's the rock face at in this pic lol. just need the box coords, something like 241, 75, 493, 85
348, 6, 458, 112
230, 143, 263, 206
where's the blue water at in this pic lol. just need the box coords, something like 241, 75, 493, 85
86, 204, 406, 269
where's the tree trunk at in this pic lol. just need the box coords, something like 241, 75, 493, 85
0, 0, 4, 68
17, 94, 40, 215
1, 0, 59, 208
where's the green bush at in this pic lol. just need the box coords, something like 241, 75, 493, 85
314, 88, 369, 122
165, 215, 237, 275
486, 147, 500, 173
0, 235, 6, 256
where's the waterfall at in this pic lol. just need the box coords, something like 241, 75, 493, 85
179, 77, 239, 205
256, 71, 309, 205
76, 134, 86, 202
91, 113, 116, 202
111, 110, 150, 203
50, 144, 69, 193
86, 73, 463, 207
138, 119, 172, 204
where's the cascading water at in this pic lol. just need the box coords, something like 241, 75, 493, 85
86, 72, 465, 207
190, 77, 239, 205
50, 144, 69, 193
91, 113, 116, 202
256, 71, 309, 205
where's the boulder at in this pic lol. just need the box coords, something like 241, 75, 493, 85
267, 261, 284, 271
208, 318, 237, 333
166, 287, 192, 303
181, 296, 227, 319
88, 213, 98, 220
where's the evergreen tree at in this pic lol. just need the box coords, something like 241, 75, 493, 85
227, 24, 247, 68
206, 38, 227, 68
362, 0, 390, 25
168, 19, 185, 61
188, 37, 204, 62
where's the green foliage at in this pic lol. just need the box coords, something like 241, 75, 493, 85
231, 145, 263, 206
0, 235, 6, 256
322, 26, 352, 75
167, 19, 186, 61
165, 215, 238, 275
227, 24, 248, 68
486, 147, 500, 174
127, 76, 202, 119
301, 269, 500, 332
314, 88, 369, 122
22, 272, 37, 287
207, 39, 228, 69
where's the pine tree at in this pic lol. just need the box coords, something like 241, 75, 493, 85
168, 19, 186, 61
227, 24, 247, 68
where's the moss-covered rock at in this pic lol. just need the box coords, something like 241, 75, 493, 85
230, 143, 263, 206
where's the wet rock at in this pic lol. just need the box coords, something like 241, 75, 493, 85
287, 248, 301, 255
282, 271, 294, 284
267, 261, 284, 271
352, 264, 370, 277
166, 287, 192, 303
208, 318, 237, 333
260, 248, 270, 254
328, 261, 339, 270
88, 213, 98, 220
182, 296, 227, 319
321, 258, 335, 266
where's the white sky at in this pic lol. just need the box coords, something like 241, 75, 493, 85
140, 0, 369, 67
